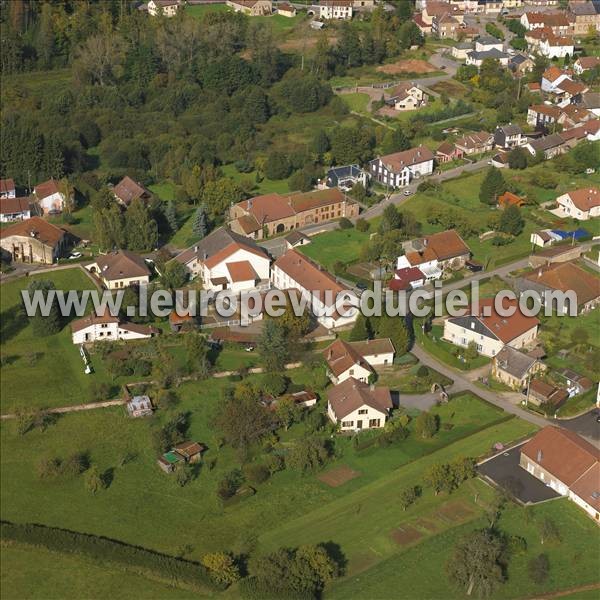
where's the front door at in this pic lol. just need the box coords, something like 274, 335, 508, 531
356, 420, 363, 430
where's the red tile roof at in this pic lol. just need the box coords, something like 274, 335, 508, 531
226, 260, 258, 282
34, 179, 60, 200
113, 176, 151, 206
203, 241, 267, 269
0, 197, 30, 215
0, 178, 15, 195
521, 426, 599, 487
94, 250, 151, 281
0, 216, 66, 247
324, 338, 372, 377
561, 187, 600, 212
327, 377, 392, 420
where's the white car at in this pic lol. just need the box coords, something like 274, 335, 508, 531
404, 190, 412, 196
68, 252, 82, 260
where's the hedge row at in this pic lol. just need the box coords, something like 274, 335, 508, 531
1, 521, 224, 593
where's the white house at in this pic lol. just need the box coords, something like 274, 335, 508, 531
324, 338, 395, 384
556, 188, 600, 220
520, 427, 600, 521
397, 230, 470, 275
316, 0, 353, 19
0, 197, 31, 223
443, 297, 539, 357
147, 0, 181, 17
539, 36, 574, 59
387, 83, 428, 112
574, 56, 600, 75
466, 48, 510, 67
86, 250, 152, 290
541, 66, 572, 93
369, 146, 434, 188
327, 377, 393, 431
0, 178, 16, 199
34, 179, 66, 215
226, 0, 273, 15
175, 227, 271, 293
474, 35, 503, 52
71, 312, 159, 344
271, 249, 358, 330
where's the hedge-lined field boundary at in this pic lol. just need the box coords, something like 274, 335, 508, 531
1, 520, 224, 594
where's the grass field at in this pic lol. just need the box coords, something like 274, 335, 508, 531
0, 543, 194, 600
221, 163, 292, 195
326, 499, 600, 599
340, 92, 371, 113
0, 268, 114, 413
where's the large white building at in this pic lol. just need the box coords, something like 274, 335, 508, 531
86, 250, 151, 290
520, 427, 600, 521
175, 227, 271, 293
271, 249, 358, 330
324, 338, 395, 384
316, 0, 353, 19
369, 146, 434, 189
443, 298, 539, 357
71, 312, 159, 344
147, 0, 182, 17
34, 179, 66, 215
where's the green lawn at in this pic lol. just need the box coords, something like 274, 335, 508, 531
340, 92, 371, 113
0, 543, 195, 600
149, 181, 177, 202
185, 3, 230, 18
298, 227, 374, 271
415, 324, 491, 371
326, 499, 600, 599
221, 163, 292, 195
377, 363, 453, 393
0, 268, 115, 413
259, 416, 537, 575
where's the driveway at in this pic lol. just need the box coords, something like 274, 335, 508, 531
559, 410, 600, 443
478, 442, 561, 504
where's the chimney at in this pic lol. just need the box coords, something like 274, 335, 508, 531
370, 384, 375, 392
194, 245, 198, 252
538, 269, 542, 278
537, 449, 543, 463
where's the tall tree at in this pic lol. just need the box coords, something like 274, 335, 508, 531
164, 200, 178, 233
125, 199, 158, 251
498, 204, 524, 236
446, 529, 506, 597
258, 319, 289, 373
192, 204, 208, 238
479, 167, 506, 205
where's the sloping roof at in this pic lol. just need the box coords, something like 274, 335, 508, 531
521, 426, 599, 487
327, 377, 392, 420
94, 250, 151, 281
556, 79, 588, 96
71, 311, 119, 333
562, 187, 600, 212
173, 441, 206, 457
476, 35, 501, 45
235, 213, 261, 234
273, 249, 345, 307
226, 260, 258, 282
467, 48, 509, 61
203, 240, 267, 270
390, 266, 425, 291
497, 124, 523, 136
529, 104, 561, 120
175, 226, 268, 268
285, 230, 310, 246
524, 261, 600, 307
324, 338, 372, 377
524, 11, 570, 27
494, 346, 537, 380
576, 56, 600, 70
349, 338, 395, 357
34, 179, 61, 200
0, 216, 66, 247
290, 188, 348, 213
436, 141, 456, 156
454, 130, 493, 151
425, 229, 470, 261
529, 134, 565, 152
498, 192, 525, 207
113, 176, 150, 206
569, 462, 600, 512
0, 197, 30, 215
119, 322, 160, 336
379, 146, 435, 174
0, 178, 15, 194
448, 297, 539, 344
542, 65, 568, 83
582, 92, 600, 109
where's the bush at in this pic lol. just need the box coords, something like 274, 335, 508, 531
265, 453, 285, 475
416, 365, 429, 378
528, 553, 550, 584
242, 463, 270, 485
0, 521, 223, 592
217, 470, 243, 500
355, 218, 369, 232
338, 217, 353, 229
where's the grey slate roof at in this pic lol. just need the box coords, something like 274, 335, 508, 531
467, 49, 509, 61
494, 346, 538, 380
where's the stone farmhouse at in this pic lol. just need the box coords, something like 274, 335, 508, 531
491, 345, 546, 391
520, 427, 600, 521
443, 298, 540, 358
369, 146, 434, 188
327, 377, 393, 432
229, 188, 358, 239
0, 217, 69, 264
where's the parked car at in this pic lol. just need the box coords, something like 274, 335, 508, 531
68, 252, 82, 260
404, 190, 412, 196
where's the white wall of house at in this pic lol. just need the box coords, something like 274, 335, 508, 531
363, 350, 394, 367
372, 158, 434, 188
319, 4, 353, 19
557, 193, 600, 220
202, 248, 270, 292
0, 208, 30, 223
334, 363, 373, 385
327, 402, 388, 431
444, 320, 504, 356
38, 192, 65, 214
271, 264, 357, 330
86, 264, 150, 290
569, 490, 600, 520
539, 40, 573, 59
72, 322, 152, 344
